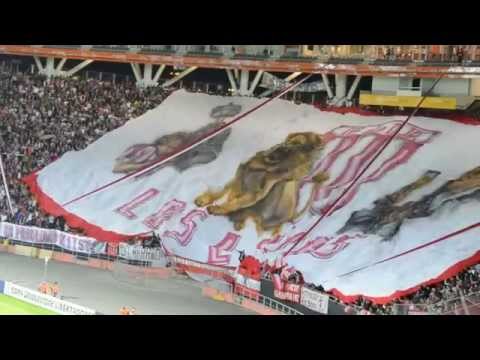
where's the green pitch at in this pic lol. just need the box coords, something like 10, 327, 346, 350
0, 294, 58, 315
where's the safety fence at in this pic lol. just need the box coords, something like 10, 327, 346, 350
0, 222, 361, 315
393, 290, 480, 315
446, 291, 480, 315
233, 285, 303, 315
200, 281, 302, 315
3, 222, 478, 315
0, 223, 308, 315
0, 222, 280, 314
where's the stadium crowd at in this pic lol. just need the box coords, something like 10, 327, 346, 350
260, 258, 480, 315
283, 262, 480, 315
1, 62, 480, 315
0, 67, 170, 230
337, 262, 480, 315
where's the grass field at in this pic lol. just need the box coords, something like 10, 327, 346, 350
0, 294, 58, 315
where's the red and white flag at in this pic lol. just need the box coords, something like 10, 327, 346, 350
23, 90, 480, 303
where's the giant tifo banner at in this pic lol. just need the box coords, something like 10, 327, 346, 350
23, 89, 480, 303
0, 222, 106, 255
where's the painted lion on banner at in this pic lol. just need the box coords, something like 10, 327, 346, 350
112, 103, 242, 176
195, 132, 329, 234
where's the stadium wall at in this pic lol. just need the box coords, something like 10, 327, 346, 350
0, 241, 282, 315
0, 230, 336, 315
201, 286, 282, 315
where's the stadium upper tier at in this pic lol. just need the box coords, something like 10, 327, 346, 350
1, 45, 480, 78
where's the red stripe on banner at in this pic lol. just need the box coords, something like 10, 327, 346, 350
330, 141, 420, 212
311, 136, 359, 176
317, 136, 386, 202
22, 172, 151, 242
61, 75, 312, 208
329, 222, 480, 305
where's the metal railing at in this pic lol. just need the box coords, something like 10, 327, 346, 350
1, 236, 118, 263
386, 289, 480, 315
261, 274, 360, 315
29, 45, 480, 66
233, 285, 303, 315
1, 230, 302, 315
5, 228, 480, 316
422, 290, 480, 315
82, 70, 133, 83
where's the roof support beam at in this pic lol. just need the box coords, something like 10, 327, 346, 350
329, 74, 347, 106
152, 64, 166, 83
144, 63, 153, 85
248, 70, 264, 95
64, 59, 93, 77
226, 69, 265, 96
45, 57, 55, 78
259, 71, 302, 97
131, 63, 167, 87
347, 75, 362, 100
56, 58, 67, 73
33, 56, 44, 73
239, 70, 250, 96
33, 56, 91, 78
225, 69, 239, 94
161, 66, 197, 88
321, 73, 334, 99
130, 63, 142, 83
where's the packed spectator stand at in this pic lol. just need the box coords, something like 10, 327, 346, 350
1, 62, 480, 315
0, 67, 169, 230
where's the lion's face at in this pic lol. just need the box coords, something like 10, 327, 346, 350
261, 132, 324, 165
285, 132, 324, 151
